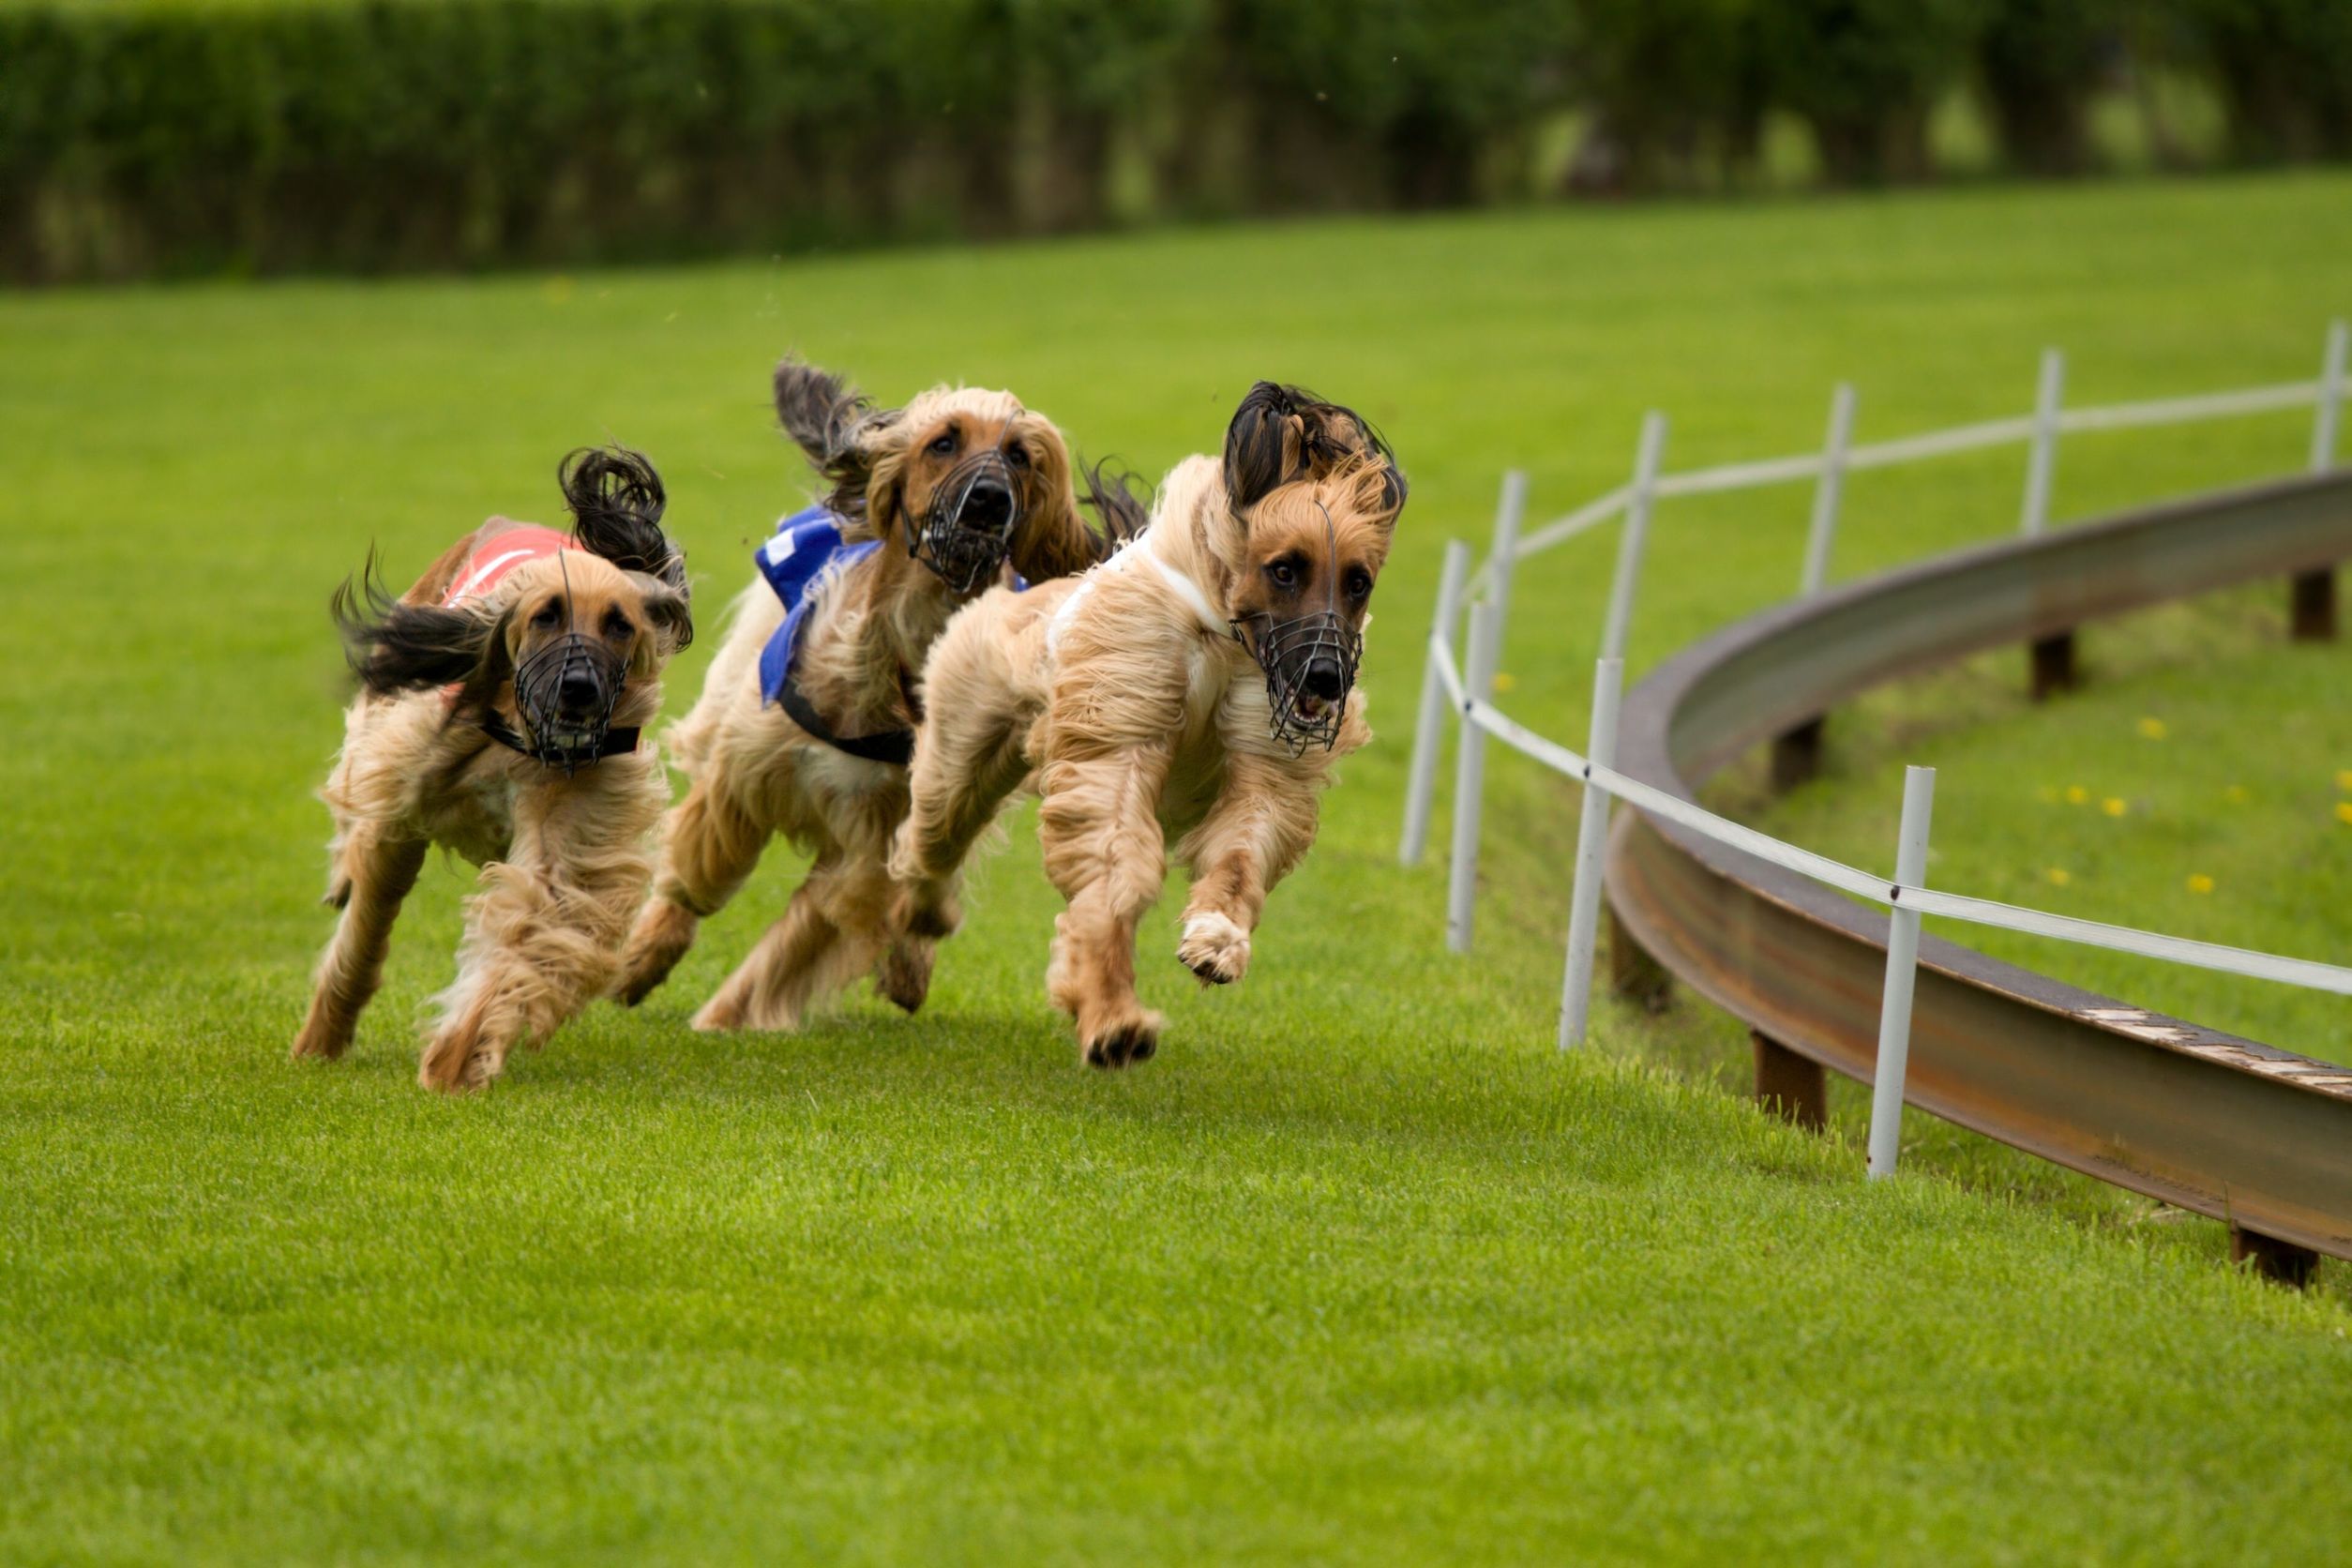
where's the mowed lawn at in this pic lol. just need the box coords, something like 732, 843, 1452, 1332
7, 175, 2352, 1562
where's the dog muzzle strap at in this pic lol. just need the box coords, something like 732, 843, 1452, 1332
911, 451, 1025, 596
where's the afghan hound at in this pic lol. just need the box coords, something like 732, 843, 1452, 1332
888, 383, 1408, 1066
293, 446, 693, 1091
614, 358, 1136, 1031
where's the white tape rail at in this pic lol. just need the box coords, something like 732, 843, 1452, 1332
1435, 662, 2352, 1000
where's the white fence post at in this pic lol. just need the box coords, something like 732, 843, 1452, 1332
1600, 413, 1668, 662
2019, 348, 2065, 536
1865, 765, 1937, 1180
1802, 383, 1856, 596
2314, 319, 2347, 474
1398, 538, 1473, 867
1445, 602, 1503, 954
1485, 468, 1530, 654
1557, 656, 1625, 1049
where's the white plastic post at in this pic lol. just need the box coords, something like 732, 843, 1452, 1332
1865, 765, 1937, 1180
1801, 383, 1856, 596
1484, 467, 1530, 656
1398, 538, 1473, 867
2019, 348, 2065, 536
1445, 602, 1503, 954
1600, 413, 1667, 662
1557, 656, 1625, 1049
2313, 319, 2347, 474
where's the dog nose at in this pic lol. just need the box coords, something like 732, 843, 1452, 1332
1304, 657, 1346, 701
558, 669, 602, 714
959, 477, 1014, 532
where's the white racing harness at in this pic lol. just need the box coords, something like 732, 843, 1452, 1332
1045, 530, 1226, 659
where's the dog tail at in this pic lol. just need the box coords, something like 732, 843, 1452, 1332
559, 445, 687, 594
774, 356, 885, 516
1078, 457, 1151, 560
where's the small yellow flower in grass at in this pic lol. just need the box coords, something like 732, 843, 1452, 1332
2136, 716, 2168, 741
2064, 785, 2089, 806
1491, 672, 1516, 694
2101, 797, 2127, 817
2224, 784, 2251, 805
2044, 867, 2073, 887
2186, 873, 2215, 895
2337, 768, 2352, 793
2337, 801, 2352, 827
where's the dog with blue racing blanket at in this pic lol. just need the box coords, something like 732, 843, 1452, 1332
616, 357, 1138, 1030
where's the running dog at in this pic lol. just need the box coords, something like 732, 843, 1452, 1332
889, 383, 1407, 1066
293, 447, 692, 1091
615, 359, 1135, 1031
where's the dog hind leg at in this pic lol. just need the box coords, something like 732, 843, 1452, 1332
293, 823, 427, 1062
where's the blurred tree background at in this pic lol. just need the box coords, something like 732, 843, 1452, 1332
3, 0, 2345, 283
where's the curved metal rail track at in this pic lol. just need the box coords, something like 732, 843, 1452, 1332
1603, 469, 2352, 1279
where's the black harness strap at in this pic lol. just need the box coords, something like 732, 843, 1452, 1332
476, 716, 642, 765
768, 607, 918, 768
777, 672, 915, 767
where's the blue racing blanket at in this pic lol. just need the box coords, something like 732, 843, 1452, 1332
756, 505, 876, 707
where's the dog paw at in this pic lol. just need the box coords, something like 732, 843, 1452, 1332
1177, 912, 1251, 986
289, 1019, 351, 1062
615, 902, 696, 1006
418, 1024, 500, 1093
1080, 1008, 1163, 1069
891, 882, 961, 942
874, 939, 934, 1015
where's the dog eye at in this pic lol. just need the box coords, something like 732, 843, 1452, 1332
602, 609, 634, 642
1267, 560, 1298, 590
928, 429, 957, 457
1345, 569, 1372, 598
531, 602, 563, 629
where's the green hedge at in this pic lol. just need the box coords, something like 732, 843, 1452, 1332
0, 0, 2342, 282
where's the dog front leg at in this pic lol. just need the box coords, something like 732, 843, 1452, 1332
420, 776, 657, 1092
619, 776, 769, 1006
293, 823, 428, 1061
1037, 745, 1175, 1068
1174, 752, 1322, 987
888, 605, 1036, 943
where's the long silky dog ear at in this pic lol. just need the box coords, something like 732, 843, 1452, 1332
633, 579, 695, 662
559, 445, 687, 595
775, 355, 901, 523
331, 551, 510, 707
1080, 457, 1150, 551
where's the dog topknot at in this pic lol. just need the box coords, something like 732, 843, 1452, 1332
1222, 382, 1406, 514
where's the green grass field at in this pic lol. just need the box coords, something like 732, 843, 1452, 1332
8, 174, 2352, 1562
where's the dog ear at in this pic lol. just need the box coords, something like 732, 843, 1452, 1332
776, 355, 904, 523
560, 445, 686, 594
633, 579, 695, 666
1342, 457, 1408, 539
331, 553, 511, 705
